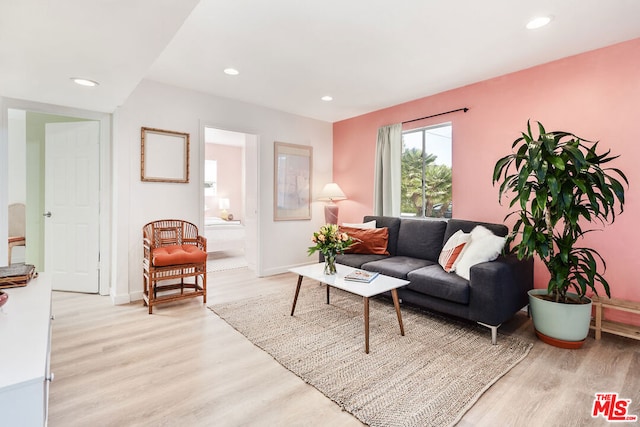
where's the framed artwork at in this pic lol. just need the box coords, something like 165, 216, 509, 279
274, 142, 312, 221
141, 127, 190, 183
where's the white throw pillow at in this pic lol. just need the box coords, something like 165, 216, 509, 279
438, 230, 471, 273
455, 226, 506, 280
341, 220, 376, 229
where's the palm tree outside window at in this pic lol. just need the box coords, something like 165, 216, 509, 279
401, 123, 452, 218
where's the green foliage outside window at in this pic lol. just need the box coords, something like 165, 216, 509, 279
401, 130, 452, 218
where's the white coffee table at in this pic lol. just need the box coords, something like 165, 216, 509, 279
289, 263, 409, 354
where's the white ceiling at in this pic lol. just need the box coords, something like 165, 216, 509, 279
2, 0, 640, 123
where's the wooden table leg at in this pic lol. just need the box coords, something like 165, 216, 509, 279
391, 288, 405, 336
290, 275, 303, 316
364, 297, 370, 354
326, 285, 330, 305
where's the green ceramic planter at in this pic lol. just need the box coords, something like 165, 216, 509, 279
528, 289, 592, 342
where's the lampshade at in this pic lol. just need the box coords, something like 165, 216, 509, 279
318, 183, 347, 202
218, 198, 230, 210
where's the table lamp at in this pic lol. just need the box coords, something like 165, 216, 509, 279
318, 183, 347, 224
219, 198, 230, 220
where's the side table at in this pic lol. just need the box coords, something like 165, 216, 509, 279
590, 296, 640, 341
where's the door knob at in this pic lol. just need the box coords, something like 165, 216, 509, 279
43, 211, 52, 217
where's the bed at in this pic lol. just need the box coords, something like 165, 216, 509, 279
204, 217, 245, 253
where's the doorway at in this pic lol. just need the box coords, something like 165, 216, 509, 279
6, 108, 103, 293
202, 126, 259, 272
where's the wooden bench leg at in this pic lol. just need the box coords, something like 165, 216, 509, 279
149, 282, 154, 314
202, 272, 207, 304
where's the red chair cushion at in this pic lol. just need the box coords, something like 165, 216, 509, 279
152, 244, 207, 267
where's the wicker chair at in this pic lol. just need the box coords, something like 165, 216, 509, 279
8, 203, 26, 264
142, 219, 207, 314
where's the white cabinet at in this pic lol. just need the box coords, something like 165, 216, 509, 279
0, 274, 53, 426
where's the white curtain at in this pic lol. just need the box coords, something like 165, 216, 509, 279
373, 123, 402, 216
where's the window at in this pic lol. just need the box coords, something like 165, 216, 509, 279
204, 159, 217, 196
401, 123, 452, 218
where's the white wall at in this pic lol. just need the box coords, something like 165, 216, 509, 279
8, 109, 26, 204
112, 80, 333, 303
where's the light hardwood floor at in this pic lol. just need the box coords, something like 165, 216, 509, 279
49, 268, 640, 427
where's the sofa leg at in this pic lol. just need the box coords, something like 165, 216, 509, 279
477, 322, 501, 345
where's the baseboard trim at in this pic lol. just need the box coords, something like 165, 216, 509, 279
111, 292, 133, 305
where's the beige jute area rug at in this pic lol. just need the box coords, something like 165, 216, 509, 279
209, 282, 532, 427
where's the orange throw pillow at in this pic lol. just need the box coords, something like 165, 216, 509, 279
340, 226, 389, 255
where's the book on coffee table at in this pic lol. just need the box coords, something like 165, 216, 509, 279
344, 269, 379, 283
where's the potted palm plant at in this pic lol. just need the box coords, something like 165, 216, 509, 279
493, 121, 627, 348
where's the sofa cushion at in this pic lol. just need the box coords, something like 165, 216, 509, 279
336, 253, 389, 269
396, 219, 447, 261
340, 226, 389, 255
455, 226, 506, 280
407, 265, 471, 305
364, 216, 401, 256
362, 256, 435, 280
152, 244, 207, 267
438, 229, 471, 272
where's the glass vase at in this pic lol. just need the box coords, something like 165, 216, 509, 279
324, 252, 337, 275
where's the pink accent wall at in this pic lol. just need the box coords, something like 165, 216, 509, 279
334, 38, 640, 309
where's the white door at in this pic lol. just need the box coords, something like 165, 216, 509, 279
44, 122, 100, 292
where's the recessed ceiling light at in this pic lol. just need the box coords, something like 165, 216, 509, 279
526, 16, 552, 30
321, 95, 333, 102
71, 78, 99, 87
224, 68, 240, 76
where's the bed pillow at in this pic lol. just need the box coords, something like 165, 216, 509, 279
340, 226, 389, 255
438, 229, 471, 273
455, 225, 506, 280
341, 220, 376, 229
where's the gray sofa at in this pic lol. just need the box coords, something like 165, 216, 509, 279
335, 216, 534, 343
